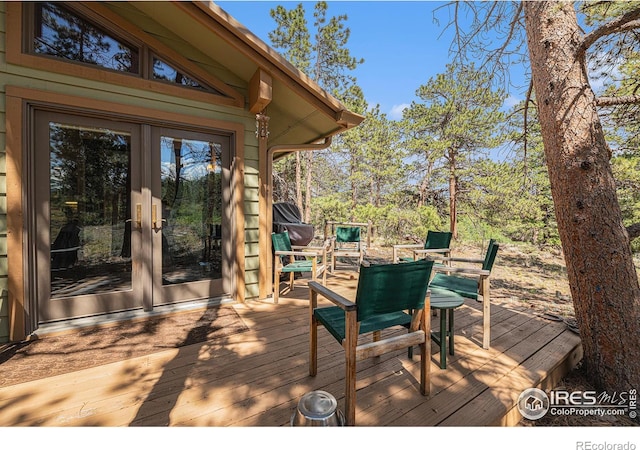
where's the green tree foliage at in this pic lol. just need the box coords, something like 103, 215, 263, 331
310, 1, 364, 102
464, 100, 558, 246
330, 104, 405, 209
312, 104, 409, 239
265, 2, 637, 259
268, 2, 364, 221
613, 154, 640, 251
268, 3, 311, 72
401, 62, 506, 239
582, 1, 640, 157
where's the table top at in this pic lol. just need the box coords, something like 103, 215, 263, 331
429, 287, 465, 309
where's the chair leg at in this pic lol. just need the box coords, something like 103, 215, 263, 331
309, 290, 318, 376
420, 306, 431, 396
481, 279, 491, 349
289, 271, 295, 293
344, 310, 358, 426
407, 309, 414, 359
312, 258, 317, 283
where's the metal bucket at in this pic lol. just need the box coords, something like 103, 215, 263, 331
290, 390, 345, 426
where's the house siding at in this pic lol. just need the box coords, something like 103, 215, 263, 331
0, 2, 9, 343
0, 3, 262, 342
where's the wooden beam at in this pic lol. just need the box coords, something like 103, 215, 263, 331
249, 69, 272, 114
6, 94, 26, 341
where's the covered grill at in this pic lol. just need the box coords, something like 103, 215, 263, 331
272, 202, 314, 246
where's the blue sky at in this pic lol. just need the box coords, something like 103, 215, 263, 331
216, 1, 528, 120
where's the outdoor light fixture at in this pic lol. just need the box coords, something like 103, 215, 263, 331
255, 112, 270, 139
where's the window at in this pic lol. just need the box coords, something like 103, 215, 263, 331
33, 2, 139, 74
152, 57, 224, 95
15, 2, 243, 107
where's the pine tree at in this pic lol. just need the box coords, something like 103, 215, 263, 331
268, 2, 363, 221
401, 62, 506, 239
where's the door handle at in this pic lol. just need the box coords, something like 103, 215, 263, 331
152, 204, 158, 230
126, 204, 142, 230
152, 204, 166, 230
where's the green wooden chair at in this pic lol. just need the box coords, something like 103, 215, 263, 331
429, 239, 499, 349
308, 259, 434, 426
392, 230, 453, 263
272, 231, 331, 304
331, 226, 364, 272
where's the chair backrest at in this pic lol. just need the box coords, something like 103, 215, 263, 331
272, 231, 293, 253
482, 239, 499, 271
355, 259, 433, 322
424, 231, 452, 250
336, 226, 361, 244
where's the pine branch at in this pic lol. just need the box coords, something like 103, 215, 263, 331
596, 95, 640, 107
579, 7, 640, 54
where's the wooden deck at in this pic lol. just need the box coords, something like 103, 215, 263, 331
0, 271, 582, 427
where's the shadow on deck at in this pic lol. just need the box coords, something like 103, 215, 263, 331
0, 271, 582, 427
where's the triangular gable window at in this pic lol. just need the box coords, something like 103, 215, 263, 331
152, 57, 225, 96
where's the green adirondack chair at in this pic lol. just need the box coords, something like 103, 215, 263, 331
308, 259, 434, 426
331, 226, 364, 271
392, 230, 453, 263
429, 239, 500, 349
271, 231, 331, 304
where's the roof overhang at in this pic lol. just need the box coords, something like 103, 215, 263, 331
120, 1, 364, 148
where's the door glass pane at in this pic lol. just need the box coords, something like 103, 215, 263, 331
161, 137, 223, 284
49, 123, 132, 297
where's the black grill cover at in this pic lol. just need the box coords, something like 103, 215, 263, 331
273, 202, 314, 246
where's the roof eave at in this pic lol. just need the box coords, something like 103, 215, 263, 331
185, 1, 365, 134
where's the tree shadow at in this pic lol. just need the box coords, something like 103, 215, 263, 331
129, 306, 248, 425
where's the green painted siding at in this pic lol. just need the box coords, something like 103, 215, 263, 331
244, 137, 260, 300
0, 2, 264, 341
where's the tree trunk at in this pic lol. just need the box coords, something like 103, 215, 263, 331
418, 160, 434, 208
296, 152, 303, 213
449, 151, 458, 240
304, 151, 313, 223
524, 2, 640, 393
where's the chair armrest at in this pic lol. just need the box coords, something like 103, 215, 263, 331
412, 248, 450, 255
392, 243, 422, 262
291, 245, 322, 251
293, 240, 333, 253
434, 266, 491, 277
431, 256, 484, 263
295, 242, 333, 259
308, 281, 356, 311
275, 250, 319, 259
392, 244, 423, 250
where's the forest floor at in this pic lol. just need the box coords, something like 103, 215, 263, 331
364, 238, 639, 427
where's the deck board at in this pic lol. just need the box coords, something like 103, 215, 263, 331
0, 272, 582, 427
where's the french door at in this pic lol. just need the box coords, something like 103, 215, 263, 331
34, 111, 232, 323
